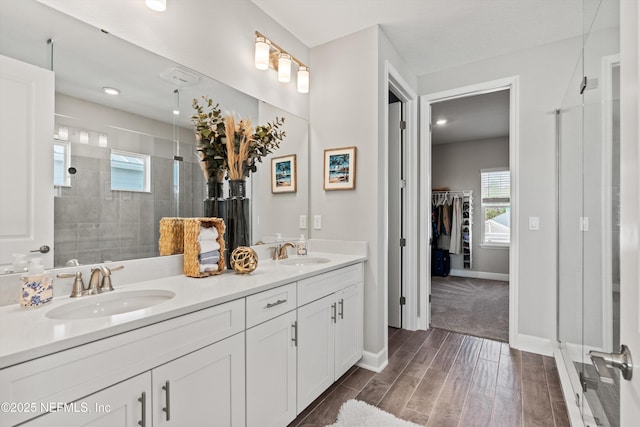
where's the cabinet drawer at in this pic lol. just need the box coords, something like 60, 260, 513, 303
0, 299, 244, 426
246, 283, 296, 328
298, 264, 363, 306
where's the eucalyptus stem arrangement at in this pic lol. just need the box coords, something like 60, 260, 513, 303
191, 96, 286, 182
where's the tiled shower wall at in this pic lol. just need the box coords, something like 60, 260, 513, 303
53, 95, 204, 267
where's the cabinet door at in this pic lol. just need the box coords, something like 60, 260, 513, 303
152, 333, 245, 426
23, 372, 150, 427
296, 294, 335, 414
335, 283, 363, 379
246, 310, 297, 427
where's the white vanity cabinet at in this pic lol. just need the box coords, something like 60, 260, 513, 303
296, 265, 363, 414
23, 372, 151, 427
152, 332, 245, 426
24, 333, 245, 427
246, 283, 297, 427
1, 299, 245, 426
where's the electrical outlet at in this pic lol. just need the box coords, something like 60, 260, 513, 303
299, 215, 307, 229
313, 215, 322, 230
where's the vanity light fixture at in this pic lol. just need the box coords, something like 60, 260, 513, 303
102, 86, 120, 96
297, 66, 310, 93
277, 53, 292, 83
254, 31, 310, 93
254, 36, 270, 70
436, 119, 448, 125
145, 0, 166, 12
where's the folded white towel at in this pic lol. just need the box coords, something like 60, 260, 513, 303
199, 226, 219, 241
200, 240, 220, 253
200, 263, 219, 273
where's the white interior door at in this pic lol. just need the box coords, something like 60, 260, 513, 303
388, 100, 403, 328
620, 1, 640, 422
0, 54, 54, 269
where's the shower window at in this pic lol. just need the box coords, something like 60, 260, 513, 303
110, 149, 151, 192
481, 168, 510, 246
53, 141, 70, 187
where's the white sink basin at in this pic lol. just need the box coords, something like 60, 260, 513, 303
46, 290, 175, 320
279, 257, 330, 267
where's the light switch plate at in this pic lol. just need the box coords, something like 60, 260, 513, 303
299, 215, 307, 229
528, 216, 540, 231
313, 215, 322, 230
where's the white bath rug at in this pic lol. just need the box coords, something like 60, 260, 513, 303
325, 399, 424, 427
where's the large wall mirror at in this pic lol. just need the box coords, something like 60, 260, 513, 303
0, 0, 309, 269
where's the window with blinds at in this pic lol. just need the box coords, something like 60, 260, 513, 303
481, 168, 510, 245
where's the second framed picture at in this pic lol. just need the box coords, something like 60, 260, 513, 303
323, 146, 356, 190
271, 154, 297, 193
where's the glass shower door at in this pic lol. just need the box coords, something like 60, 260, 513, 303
558, 1, 620, 425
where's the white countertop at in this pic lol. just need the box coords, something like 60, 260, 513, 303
0, 252, 366, 369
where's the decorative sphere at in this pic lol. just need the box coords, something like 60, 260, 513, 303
230, 246, 258, 274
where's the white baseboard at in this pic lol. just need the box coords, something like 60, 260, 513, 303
512, 333, 553, 356
357, 348, 388, 373
449, 269, 509, 282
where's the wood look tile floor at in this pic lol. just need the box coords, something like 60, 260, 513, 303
289, 327, 570, 427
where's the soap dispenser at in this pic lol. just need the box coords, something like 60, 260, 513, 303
12, 253, 28, 273
296, 234, 308, 256
20, 258, 53, 309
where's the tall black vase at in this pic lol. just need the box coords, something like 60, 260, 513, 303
203, 178, 226, 220
226, 179, 250, 268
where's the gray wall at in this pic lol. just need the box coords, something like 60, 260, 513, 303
432, 137, 510, 275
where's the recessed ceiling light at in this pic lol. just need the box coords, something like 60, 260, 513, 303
436, 119, 447, 125
173, 109, 180, 116
102, 87, 120, 96
145, 0, 166, 12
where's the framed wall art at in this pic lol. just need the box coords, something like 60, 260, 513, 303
271, 154, 297, 193
323, 146, 356, 190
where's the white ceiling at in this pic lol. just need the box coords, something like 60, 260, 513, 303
430, 90, 510, 145
250, 0, 587, 76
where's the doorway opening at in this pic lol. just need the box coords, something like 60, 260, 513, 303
430, 89, 510, 342
388, 90, 405, 329
419, 77, 519, 345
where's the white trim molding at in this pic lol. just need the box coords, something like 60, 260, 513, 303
357, 349, 389, 373
448, 270, 509, 282
383, 61, 419, 335
419, 76, 520, 346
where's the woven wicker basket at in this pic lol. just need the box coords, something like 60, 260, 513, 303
183, 218, 226, 278
159, 217, 184, 256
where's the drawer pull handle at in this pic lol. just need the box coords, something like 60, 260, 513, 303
266, 299, 287, 308
339, 298, 344, 319
162, 380, 171, 421
138, 391, 146, 427
331, 303, 337, 323
292, 321, 298, 346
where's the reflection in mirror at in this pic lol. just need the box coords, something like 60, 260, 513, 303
0, 0, 308, 269
253, 102, 310, 244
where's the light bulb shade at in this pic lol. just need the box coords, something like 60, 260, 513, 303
297, 66, 310, 93
277, 53, 292, 83
255, 37, 270, 70
145, 0, 166, 12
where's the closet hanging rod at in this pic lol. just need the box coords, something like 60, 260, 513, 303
431, 190, 473, 196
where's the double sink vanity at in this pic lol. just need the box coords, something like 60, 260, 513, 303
0, 243, 367, 426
